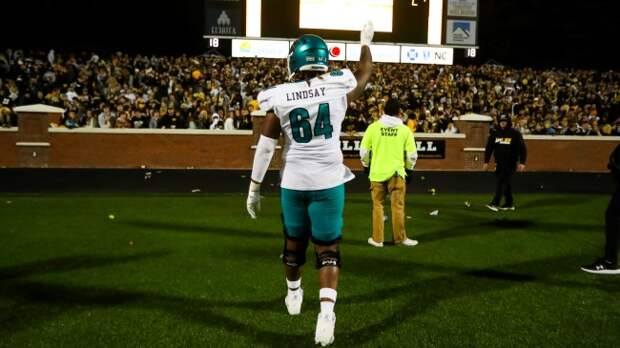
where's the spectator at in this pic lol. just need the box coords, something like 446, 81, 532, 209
98, 105, 115, 128
210, 113, 222, 130
355, 113, 368, 132
197, 109, 210, 129
406, 111, 417, 133
82, 109, 97, 128
63, 111, 80, 129
115, 111, 131, 128
579, 122, 599, 136
232, 108, 243, 129
442, 122, 458, 134
149, 110, 160, 129
1, 49, 618, 135
342, 114, 356, 134
187, 114, 199, 129
224, 109, 235, 130
131, 109, 149, 129
159, 107, 181, 129
0, 105, 13, 127
532, 122, 546, 135
238, 108, 252, 130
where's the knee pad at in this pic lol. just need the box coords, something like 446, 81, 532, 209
282, 249, 306, 267
315, 250, 341, 269
282, 247, 307, 268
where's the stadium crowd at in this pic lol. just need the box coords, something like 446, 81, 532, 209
1, 49, 619, 135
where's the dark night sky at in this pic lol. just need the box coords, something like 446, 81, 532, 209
1, 0, 618, 69
478, 0, 618, 69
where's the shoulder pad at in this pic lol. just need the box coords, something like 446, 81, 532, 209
257, 86, 280, 111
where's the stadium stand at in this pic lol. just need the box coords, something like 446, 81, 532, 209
1, 49, 619, 135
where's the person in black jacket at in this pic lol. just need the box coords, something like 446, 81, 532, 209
483, 114, 527, 211
581, 145, 620, 274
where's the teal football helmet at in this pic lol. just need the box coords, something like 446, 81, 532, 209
287, 34, 329, 79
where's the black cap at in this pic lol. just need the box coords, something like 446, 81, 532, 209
498, 114, 512, 127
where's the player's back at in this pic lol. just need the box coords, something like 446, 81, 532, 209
257, 69, 357, 191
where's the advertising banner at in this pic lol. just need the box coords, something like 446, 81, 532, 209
447, 0, 478, 17
346, 43, 400, 63
400, 46, 454, 65
326, 41, 346, 61
232, 39, 290, 58
205, 0, 244, 36
446, 20, 477, 45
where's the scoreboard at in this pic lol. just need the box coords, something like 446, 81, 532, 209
204, 0, 479, 64
261, 0, 430, 44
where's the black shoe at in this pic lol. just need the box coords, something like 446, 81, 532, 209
500, 204, 515, 211
486, 204, 499, 212
581, 258, 620, 275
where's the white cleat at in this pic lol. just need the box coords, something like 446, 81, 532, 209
285, 288, 303, 315
486, 204, 499, 212
314, 311, 336, 346
367, 237, 384, 247
400, 238, 419, 247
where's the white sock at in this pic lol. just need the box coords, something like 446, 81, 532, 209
319, 288, 337, 313
286, 278, 301, 292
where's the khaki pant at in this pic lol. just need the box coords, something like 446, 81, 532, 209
370, 175, 408, 244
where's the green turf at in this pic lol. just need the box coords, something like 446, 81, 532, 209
0, 192, 619, 347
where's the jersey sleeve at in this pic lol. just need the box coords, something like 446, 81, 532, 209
341, 68, 357, 93
325, 68, 357, 94
257, 86, 278, 111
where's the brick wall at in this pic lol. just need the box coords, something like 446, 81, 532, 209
2, 109, 619, 173
2, 128, 617, 171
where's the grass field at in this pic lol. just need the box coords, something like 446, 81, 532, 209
1, 192, 619, 347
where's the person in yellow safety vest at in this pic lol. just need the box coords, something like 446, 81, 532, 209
360, 97, 419, 248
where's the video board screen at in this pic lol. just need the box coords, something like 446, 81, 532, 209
299, 0, 393, 33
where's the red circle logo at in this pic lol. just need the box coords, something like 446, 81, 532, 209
330, 46, 341, 57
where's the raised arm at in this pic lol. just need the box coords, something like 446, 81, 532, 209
347, 21, 374, 104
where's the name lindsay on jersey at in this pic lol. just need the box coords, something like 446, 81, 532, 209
286, 87, 326, 102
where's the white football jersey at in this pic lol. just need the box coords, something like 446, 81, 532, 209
258, 69, 357, 191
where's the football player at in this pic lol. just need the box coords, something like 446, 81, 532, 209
246, 22, 375, 346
